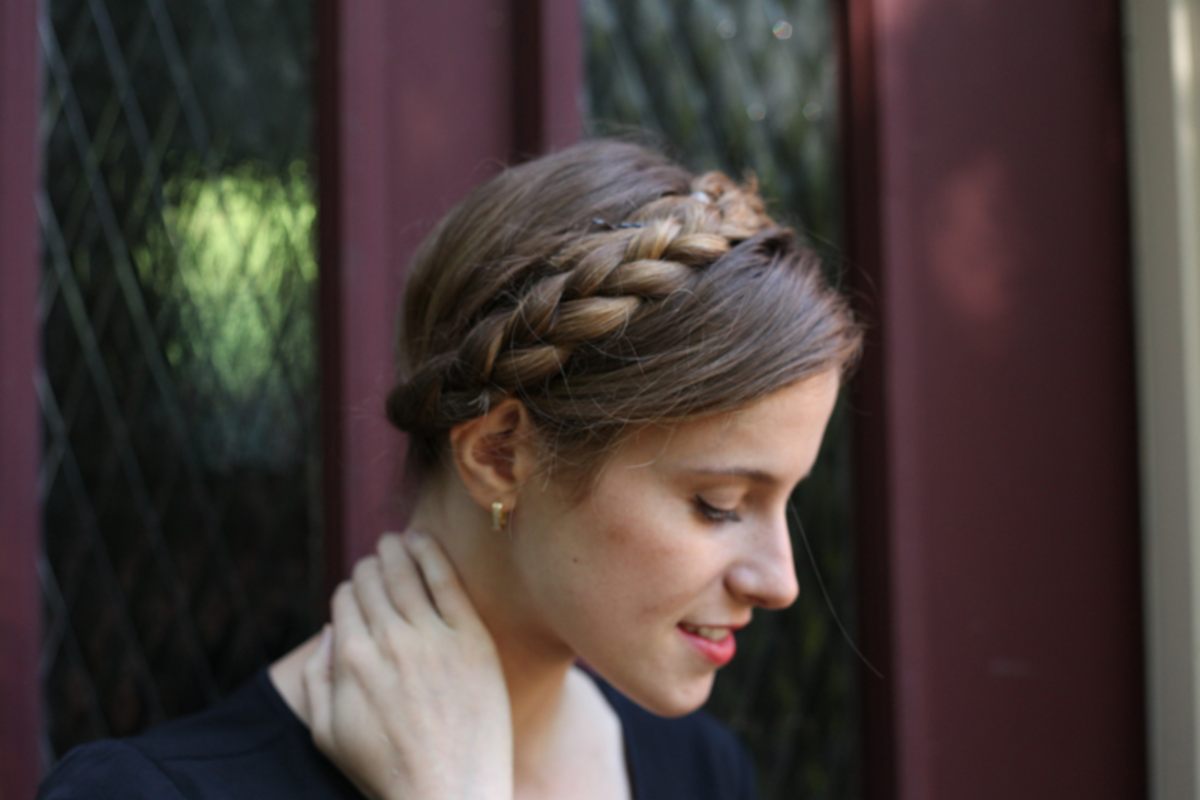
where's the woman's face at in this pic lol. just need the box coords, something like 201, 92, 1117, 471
509, 370, 841, 716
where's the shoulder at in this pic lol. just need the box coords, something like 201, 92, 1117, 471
38, 670, 356, 800
38, 739, 185, 800
597, 679, 758, 800
123, 670, 294, 763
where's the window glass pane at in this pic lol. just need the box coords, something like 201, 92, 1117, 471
38, 0, 320, 763
584, 2, 859, 797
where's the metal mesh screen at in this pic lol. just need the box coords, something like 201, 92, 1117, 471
584, 1, 860, 797
37, 0, 320, 765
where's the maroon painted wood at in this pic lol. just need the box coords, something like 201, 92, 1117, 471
319, 0, 581, 593
0, 0, 42, 796
838, 1, 896, 796
841, 1, 1146, 797
513, 0, 583, 157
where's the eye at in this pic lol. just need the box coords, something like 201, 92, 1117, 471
694, 494, 741, 523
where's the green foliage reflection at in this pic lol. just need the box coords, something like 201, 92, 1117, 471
133, 160, 317, 469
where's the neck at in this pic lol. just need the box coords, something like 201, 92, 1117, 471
406, 477, 579, 785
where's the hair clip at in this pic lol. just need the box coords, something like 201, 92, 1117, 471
590, 218, 646, 230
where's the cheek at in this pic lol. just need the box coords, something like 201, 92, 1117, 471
565, 478, 710, 620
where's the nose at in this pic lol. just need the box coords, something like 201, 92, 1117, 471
725, 513, 800, 610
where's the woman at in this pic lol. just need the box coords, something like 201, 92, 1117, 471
39, 140, 861, 799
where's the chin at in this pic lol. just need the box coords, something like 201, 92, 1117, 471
612, 670, 716, 718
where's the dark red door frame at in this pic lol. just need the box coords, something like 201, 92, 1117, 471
839, 1, 894, 793
317, 0, 581, 591
0, 0, 42, 796
842, 1, 1146, 797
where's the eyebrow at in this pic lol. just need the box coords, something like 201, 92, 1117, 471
682, 466, 816, 486
684, 467, 778, 484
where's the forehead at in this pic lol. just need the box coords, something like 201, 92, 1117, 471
603, 371, 841, 481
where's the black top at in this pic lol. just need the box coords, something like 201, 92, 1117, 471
38, 670, 758, 799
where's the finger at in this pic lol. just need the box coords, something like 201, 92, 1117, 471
351, 556, 405, 637
331, 580, 370, 658
404, 530, 482, 630
303, 625, 334, 750
378, 532, 439, 626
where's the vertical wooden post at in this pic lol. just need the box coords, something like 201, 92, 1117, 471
319, 0, 581, 594
512, 0, 582, 157
838, 0, 895, 795
317, 0, 397, 598
0, 0, 42, 796
842, 0, 1146, 797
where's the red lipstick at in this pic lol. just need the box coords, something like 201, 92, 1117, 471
677, 624, 738, 666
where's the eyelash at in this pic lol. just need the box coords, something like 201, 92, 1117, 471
695, 495, 741, 523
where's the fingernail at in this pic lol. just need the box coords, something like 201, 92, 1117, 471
320, 625, 333, 667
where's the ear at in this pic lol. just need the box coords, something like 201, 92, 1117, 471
448, 398, 540, 513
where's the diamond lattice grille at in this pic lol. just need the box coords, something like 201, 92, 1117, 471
585, 1, 859, 797
38, 0, 320, 765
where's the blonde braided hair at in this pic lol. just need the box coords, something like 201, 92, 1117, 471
387, 141, 860, 481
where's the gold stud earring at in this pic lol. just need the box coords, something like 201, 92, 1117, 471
491, 501, 508, 532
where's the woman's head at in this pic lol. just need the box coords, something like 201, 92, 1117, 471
390, 141, 861, 715
386, 140, 861, 489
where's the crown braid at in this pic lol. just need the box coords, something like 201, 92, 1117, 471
387, 140, 860, 481
386, 172, 774, 434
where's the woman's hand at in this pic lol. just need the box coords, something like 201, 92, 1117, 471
303, 530, 513, 800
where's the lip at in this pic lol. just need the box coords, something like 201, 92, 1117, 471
677, 623, 741, 666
